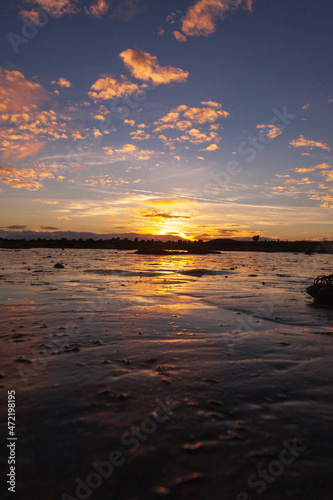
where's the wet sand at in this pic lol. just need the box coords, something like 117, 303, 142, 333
0, 249, 333, 499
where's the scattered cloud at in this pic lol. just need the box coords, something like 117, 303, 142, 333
203, 143, 219, 151
256, 123, 282, 139
88, 75, 140, 100
294, 163, 332, 173
20, 0, 79, 20
120, 49, 189, 85
124, 119, 135, 127
115, 144, 138, 154
302, 103, 310, 110
153, 102, 228, 136
130, 130, 150, 140
290, 135, 331, 151
52, 77, 71, 88
85, 0, 109, 18
179, 0, 252, 38
0, 164, 60, 190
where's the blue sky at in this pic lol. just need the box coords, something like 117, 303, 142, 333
0, 0, 333, 240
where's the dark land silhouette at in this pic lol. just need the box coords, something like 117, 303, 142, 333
1, 237, 332, 254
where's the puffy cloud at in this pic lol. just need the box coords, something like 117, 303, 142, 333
130, 130, 150, 140
179, 0, 252, 38
88, 75, 140, 100
124, 119, 135, 126
153, 102, 228, 135
115, 144, 138, 154
180, 128, 219, 144
290, 135, 331, 151
173, 31, 187, 42
85, 0, 109, 18
52, 77, 71, 88
72, 131, 85, 141
119, 49, 189, 85
201, 101, 221, 108
204, 143, 219, 151
256, 123, 282, 139
183, 105, 229, 123
103, 143, 155, 161
20, 0, 79, 20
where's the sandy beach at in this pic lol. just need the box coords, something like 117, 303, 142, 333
1, 248, 333, 499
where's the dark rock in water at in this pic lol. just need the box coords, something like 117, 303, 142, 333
307, 274, 333, 306
54, 263, 65, 269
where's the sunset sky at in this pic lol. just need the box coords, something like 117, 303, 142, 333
0, 0, 333, 241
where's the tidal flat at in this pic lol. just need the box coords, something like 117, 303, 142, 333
0, 249, 333, 499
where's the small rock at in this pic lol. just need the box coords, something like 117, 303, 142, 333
15, 356, 33, 363
54, 263, 64, 269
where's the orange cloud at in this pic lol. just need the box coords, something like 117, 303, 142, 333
256, 123, 282, 139
183, 105, 229, 123
0, 163, 60, 190
204, 143, 219, 151
180, 0, 252, 38
124, 119, 135, 126
130, 130, 150, 140
180, 128, 220, 144
52, 77, 71, 87
173, 31, 187, 42
33, 199, 59, 204
115, 144, 138, 154
322, 170, 333, 182
85, 0, 109, 18
295, 163, 332, 173
20, 0, 79, 20
88, 75, 140, 100
290, 135, 331, 151
0, 69, 68, 159
119, 49, 189, 85
153, 102, 228, 136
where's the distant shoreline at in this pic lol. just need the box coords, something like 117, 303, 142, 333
1, 237, 332, 254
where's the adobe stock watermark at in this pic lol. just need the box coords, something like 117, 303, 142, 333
61, 398, 173, 500
236, 438, 307, 499
8, 8, 55, 54
194, 106, 296, 201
